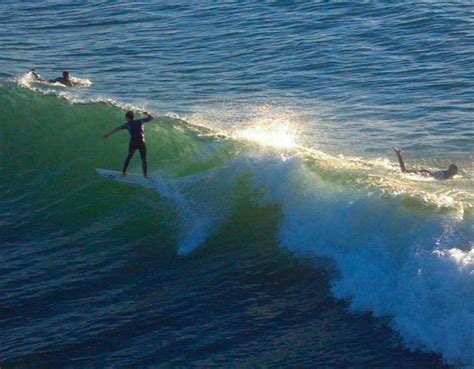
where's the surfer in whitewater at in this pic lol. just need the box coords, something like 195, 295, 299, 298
103, 111, 155, 178
393, 147, 458, 180
29, 69, 73, 87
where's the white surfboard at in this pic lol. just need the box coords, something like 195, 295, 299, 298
96, 168, 155, 188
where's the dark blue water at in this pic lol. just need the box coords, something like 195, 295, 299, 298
0, 1, 472, 368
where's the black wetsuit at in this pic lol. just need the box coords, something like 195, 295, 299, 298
49, 77, 72, 87
122, 117, 152, 149
121, 117, 152, 175
30, 71, 72, 87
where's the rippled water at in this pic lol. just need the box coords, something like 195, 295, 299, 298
1, 1, 473, 159
1, 2, 472, 368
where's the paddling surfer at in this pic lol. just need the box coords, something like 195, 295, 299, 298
104, 111, 155, 178
393, 147, 458, 180
30, 69, 73, 87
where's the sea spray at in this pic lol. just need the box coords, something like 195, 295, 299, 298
1, 81, 472, 366
247, 154, 473, 367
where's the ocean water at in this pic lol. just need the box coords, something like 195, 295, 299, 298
0, 1, 473, 368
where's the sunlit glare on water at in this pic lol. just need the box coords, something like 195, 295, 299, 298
235, 122, 298, 149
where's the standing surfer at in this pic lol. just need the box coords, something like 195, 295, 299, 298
104, 111, 155, 178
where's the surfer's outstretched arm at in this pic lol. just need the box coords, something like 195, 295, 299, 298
393, 147, 433, 176
394, 147, 408, 173
103, 126, 123, 138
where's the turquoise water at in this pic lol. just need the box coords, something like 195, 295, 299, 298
0, 2, 473, 368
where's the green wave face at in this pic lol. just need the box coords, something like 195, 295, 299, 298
1, 81, 472, 249
1, 82, 473, 367
0, 83, 237, 255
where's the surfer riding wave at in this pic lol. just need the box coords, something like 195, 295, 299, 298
103, 111, 155, 178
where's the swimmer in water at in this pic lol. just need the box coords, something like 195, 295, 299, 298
393, 147, 458, 180
29, 69, 73, 87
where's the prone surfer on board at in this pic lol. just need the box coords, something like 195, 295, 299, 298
29, 69, 73, 87
104, 111, 155, 178
393, 147, 458, 180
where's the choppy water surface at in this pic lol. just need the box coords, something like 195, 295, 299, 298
0, 1, 472, 368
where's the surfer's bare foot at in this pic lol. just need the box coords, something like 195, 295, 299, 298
144, 175, 148, 179
122, 172, 128, 177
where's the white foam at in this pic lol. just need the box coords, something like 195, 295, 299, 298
17, 71, 92, 88
99, 145, 472, 366
14, 72, 144, 112
69, 75, 92, 87
247, 153, 473, 367
15, 72, 472, 364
